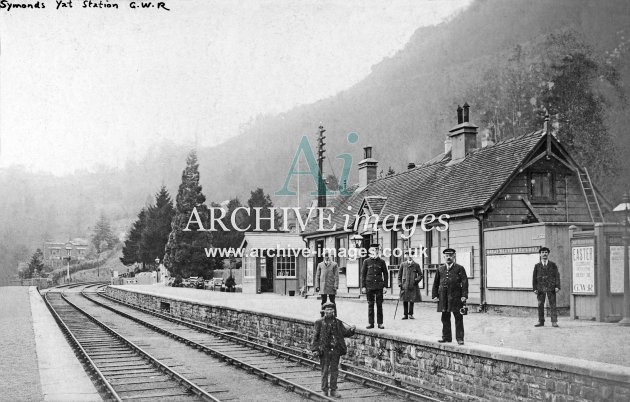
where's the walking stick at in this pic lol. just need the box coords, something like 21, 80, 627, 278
394, 295, 401, 319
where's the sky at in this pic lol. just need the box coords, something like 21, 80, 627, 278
0, 0, 471, 175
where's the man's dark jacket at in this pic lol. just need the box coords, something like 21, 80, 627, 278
361, 257, 388, 290
431, 263, 468, 312
310, 317, 355, 356
532, 261, 560, 292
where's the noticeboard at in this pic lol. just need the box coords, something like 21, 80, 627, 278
486, 252, 537, 289
512, 253, 538, 289
609, 246, 627, 294
486, 254, 512, 288
572, 246, 595, 294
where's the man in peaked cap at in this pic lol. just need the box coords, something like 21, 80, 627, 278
432, 248, 468, 345
533, 246, 561, 327
311, 301, 356, 398
361, 243, 389, 329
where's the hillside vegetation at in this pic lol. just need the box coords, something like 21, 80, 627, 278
2, 0, 629, 284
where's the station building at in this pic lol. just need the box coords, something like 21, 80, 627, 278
239, 232, 309, 295
300, 105, 614, 314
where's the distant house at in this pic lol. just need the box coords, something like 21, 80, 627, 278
43, 238, 89, 267
300, 105, 612, 312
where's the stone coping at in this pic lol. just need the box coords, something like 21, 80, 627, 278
108, 285, 630, 384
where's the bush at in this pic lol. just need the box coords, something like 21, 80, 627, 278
172, 275, 183, 287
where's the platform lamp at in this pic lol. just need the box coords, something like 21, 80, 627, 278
613, 192, 630, 326
155, 257, 161, 283
350, 234, 363, 249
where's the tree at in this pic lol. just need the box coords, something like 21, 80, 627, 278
464, 31, 622, 195
211, 197, 246, 269
386, 166, 396, 177
26, 249, 45, 278
247, 188, 278, 231
120, 208, 147, 266
541, 51, 621, 192
91, 212, 116, 254
164, 151, 214, 278
140, 186, 175, 268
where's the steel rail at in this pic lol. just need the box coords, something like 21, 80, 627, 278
82, 291, 339, 402
41, 290, 123, 402
58, 291, 220, 402
89, 291, 441, 402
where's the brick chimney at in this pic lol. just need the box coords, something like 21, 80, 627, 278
358, 145, 378, 188
447, 103, 478, 165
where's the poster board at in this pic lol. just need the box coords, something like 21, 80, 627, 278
572, 246, 595, 294
346, 259, 360, 287
486, 254, 512, 288
511, 253, 538, 289
260, 257, 267, 278
307, 258, 314, 286
609, 246, 626, 294
454, 247, 473, 278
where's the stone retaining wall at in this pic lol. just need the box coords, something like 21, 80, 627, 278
106, 286, 630, 401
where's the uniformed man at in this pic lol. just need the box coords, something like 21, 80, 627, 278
532, 246, 561, 327
361, 244, 388, 329
432, 248, 468, 345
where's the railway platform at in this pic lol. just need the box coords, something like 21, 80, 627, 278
113, 284, 630, 368
0, 286, 100, 402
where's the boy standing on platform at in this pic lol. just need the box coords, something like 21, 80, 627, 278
311, 301, 356, 398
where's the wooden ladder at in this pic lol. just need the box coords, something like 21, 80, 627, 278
577, 168, 604, 223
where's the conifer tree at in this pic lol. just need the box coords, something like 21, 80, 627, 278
92, 212, 117, 253
27, 249, 45, 278
164, 151, 214, 278
120, 208, 147, 266
247, 188, 278, 232
141, 186, 175, 267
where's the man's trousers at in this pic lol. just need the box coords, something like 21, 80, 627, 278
441, 311, 464, 341
366, 289, 384, 325
320, 349, 340, 392
537, 291, 558, 323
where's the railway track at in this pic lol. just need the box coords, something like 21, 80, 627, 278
43, 290, 218, 401
73, 287, 447, 402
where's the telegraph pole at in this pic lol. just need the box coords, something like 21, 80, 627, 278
317, 125, 327, 208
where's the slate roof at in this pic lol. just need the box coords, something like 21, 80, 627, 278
364, 196, 387, 215
302, 130, 546, 236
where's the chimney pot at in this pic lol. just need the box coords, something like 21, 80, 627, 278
364, 146, 372, 159
358, 145, 378, 188
463, 102, 470, 123
457, 105, 463, 124
407, 162, 416, 170
448, 103, 478, 165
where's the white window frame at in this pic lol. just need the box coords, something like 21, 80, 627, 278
275, 253, 296, 278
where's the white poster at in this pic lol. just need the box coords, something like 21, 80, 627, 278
572, 246, 595, 294
346, 260, 360, 288
307, 258, 314, 286
260, 258, 267, 279
609, 246, 627, 294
